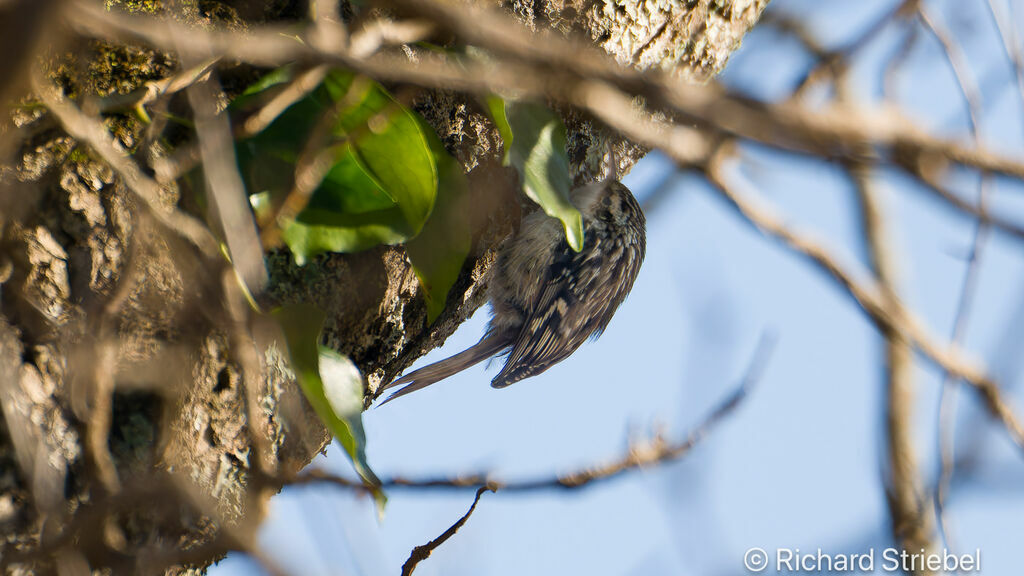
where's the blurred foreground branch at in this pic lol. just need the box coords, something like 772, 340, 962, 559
290, 335, 773, 494
3, 0, 1024, 573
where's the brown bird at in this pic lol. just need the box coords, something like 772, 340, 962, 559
379, 180, 646, 404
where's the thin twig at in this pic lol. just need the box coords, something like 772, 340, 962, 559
934, 196, 988, 551
917, 6, 983, 135
903, 170, 1023, 242
31, 70, 221, 259
239, 65, 330, 138
181, 56, 269, 296
348, 18, 435, 60
152, 65, 329, 186
290, 335, 775, 493
984, 0, 1024, 140
95, 57, 220, 116
401, 486, 492, 576
918, 4, 992, 551
788, 0, 919, 98
883, 26, 919, 101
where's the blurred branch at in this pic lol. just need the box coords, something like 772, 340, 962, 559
918, 2, 991, 552
9, 0, 1024, 573
30, 70, 221, 259
917, 5, 983, 133
68, 0, 1024, 182
182, 62, 269, 296
401, 486, 492, 576
904, 170, 1021, 241
851, 161, 935, 572
786, 0, 919, 98
934, 189, 989, 551
984, 0, 1024, 139
883, 25, 919, 101
238, 65, 329, 138
291, 335, 774, 493
152, 64, 330, 185
705, 150, 1024, 454
95, 57, 219, 116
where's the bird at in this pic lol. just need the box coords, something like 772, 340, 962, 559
378, 179, 646, 404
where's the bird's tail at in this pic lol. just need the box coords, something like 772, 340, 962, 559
377, 334, 510, 405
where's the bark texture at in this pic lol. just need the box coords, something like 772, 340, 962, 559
0, 0, 766, 572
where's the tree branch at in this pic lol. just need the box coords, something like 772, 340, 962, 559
401, 486, 492, 576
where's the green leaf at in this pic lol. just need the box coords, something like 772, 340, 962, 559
497, 100, 584, 252
233, 68, 438, 264
486, 96, 513, 155
325, 73, 437, 232
283, 205, 409, 264
241, 64, 296, 98
272, 304, 385, 508
314, 146, 396, 215
281, 145, 407, 264
236, 67, 472, 319
405, 121, 472, 323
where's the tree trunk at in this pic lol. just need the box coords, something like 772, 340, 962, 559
0, 0, 766, 573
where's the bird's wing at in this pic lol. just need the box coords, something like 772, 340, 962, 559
491, 233, 642, 388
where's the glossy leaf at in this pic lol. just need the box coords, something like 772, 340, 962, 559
272, 304, 384, 507
405, 120, 472, 323
283, 204, 409, 263
486, 96, 513, 156
497, 99, 584, 251
236, 67, 473, 321
323, 73, 437, 232
233, 68, 437, 264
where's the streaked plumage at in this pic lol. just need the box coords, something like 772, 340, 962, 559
379, 180, 646, 404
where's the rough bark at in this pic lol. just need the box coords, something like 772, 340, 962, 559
0, 0, 767, 573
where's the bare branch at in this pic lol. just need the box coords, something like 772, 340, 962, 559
917, 4, 992, 551
68, 0, 1024, 183
917, 5, 983, 134
851, 161, 935, 570
706, 150, 1024, 453
401, 486, 492, 576
787, 0, 919, 98
30, 70, 221, 259
182, 62, 269, 295
984, 0, 1024, 139
290, 334, 774, 493
95, 57, 220, 116
238, 65, 330, 138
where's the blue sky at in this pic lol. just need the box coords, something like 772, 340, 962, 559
214, 0, 1024, 574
